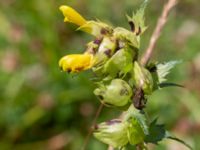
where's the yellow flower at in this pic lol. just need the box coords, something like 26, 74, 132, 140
59, 5, 87, 26
59, 53, 94, 73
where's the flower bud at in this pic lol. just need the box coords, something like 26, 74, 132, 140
132, 62, 153, 94
93, 119, 129, 148
94, 79, 132, 107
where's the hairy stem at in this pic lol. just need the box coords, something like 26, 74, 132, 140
140, 0, 178, 66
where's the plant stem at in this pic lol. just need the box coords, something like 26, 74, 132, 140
140, 0, 178, 66
82, 103, 104, 150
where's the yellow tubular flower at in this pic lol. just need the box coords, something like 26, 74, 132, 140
59, 54, 94, 73
59, 5, 87, 26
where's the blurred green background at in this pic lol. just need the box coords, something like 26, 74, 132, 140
0, 0, 200, 149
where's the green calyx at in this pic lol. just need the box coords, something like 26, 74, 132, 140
103, 48, 135, 79
113, 27, 140, 48
94, 106, 148, 148
132, 62, 153, 95
127, 117, 145, 145
94, 79, 132, 107
93, 119, 129, 148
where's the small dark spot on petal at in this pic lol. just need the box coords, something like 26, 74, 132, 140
94, 38, 102, 45
104, 49, 112, 57
120, 88, 129, 96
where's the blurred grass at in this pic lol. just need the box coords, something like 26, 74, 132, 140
0, 0, 200, 149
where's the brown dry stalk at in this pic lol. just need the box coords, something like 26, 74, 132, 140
82, 103, 104, 150
141, 0, 178, 66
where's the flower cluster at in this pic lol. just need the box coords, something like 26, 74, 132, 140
58, 3, 153, 148
58, 3, 188, 149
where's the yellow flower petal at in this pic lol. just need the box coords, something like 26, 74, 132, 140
59, 5, 87, 26
59, 54, 94, 73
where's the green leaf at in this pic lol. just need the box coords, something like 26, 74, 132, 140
156, 60, 181, 83
145, 119, 193, 150
165, 132, 193, 150
144, 118, 166, 144
159, 82, 184, 88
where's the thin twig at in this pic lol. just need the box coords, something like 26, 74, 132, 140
82, 103, 104, 150
140, 0, 178, 66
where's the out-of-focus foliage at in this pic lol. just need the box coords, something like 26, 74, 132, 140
0, 0, 200, 149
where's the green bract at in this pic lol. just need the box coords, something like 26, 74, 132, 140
127, 117, 145, 145
103, 48, 134, 78
113, 27, 139, 48
94, 79, 132, 107
126, 0, 148, 36
94, 108, 148, 148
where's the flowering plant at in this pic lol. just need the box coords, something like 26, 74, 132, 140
58, 1, 192, 149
